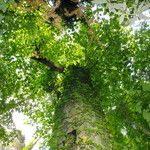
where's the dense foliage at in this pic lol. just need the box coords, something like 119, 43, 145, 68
0, 0, 150, 149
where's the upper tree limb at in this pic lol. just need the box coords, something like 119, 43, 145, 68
31, 51, 64, 73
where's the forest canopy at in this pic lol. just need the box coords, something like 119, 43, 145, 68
0, 0, 150, 149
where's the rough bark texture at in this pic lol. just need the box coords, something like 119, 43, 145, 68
51, 67, 112, 150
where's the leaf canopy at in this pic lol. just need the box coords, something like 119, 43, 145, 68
0, 0, 150, 149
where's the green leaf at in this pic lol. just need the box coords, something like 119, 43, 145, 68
142, 82, 150, 91
0, 14, 4, 22
143, 109, 150, 122
135, 102, 142, 113
0, 2, 7, 13
111, 66, 117, 70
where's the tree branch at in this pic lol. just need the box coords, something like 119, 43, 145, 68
31, 54, 64, 73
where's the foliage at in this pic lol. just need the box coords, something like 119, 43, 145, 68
0, 0, 150, 149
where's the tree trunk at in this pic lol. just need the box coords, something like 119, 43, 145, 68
51, 67, 112, 150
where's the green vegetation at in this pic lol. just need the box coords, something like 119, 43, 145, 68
0, 0, 150, 149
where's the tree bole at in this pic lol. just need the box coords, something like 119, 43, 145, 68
51, 67, 112, 149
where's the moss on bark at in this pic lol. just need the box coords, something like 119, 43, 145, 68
50, 66, 112, 149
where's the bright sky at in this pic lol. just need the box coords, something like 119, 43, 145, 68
13, 112, 40, 149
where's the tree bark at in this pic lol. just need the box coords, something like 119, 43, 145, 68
51, 67, 112, 150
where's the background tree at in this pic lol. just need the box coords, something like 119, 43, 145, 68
0, 0, 150, 149
0, 130, 25, 150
